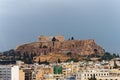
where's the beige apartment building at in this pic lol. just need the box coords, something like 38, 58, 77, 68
32, 66, 44, 80
62, 62, 79, 77
19, 69, 25, 80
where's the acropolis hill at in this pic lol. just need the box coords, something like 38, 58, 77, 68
15, 35, 105, 57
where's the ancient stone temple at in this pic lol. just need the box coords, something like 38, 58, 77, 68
38, 35, 64, 42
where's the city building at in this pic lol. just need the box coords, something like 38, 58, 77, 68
76, 69, 109, 80
62, 62, 79, 77
23, 68, 33, 80
32, 66, 44, 80
19, 69, 25, 80
0, 65, 19, 80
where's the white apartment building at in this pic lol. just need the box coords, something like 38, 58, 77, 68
76, 69, 109, 80
0, 65, 19, 80
76, 68, 120, 80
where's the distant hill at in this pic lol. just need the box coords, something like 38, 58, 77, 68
2, 38, 120, 63
15, 35, 104, 56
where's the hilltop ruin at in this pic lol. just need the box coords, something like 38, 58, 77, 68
15, 35, 104, 56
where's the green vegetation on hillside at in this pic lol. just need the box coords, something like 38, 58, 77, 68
0, 49, 120, 64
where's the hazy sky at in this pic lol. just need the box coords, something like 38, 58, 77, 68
0, 0, 120, 53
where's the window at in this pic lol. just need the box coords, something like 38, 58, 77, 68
99, 74, 100, 76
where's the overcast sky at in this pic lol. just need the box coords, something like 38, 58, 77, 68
0, 0, 120, 53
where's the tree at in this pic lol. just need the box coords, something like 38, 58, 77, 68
28, 57, 33, 64
23, 52, 26, 61
66, 58, 79, 62
17, 51, 22, 60
49, 47, 52, 52
94, 49, 99, 57
113, 53, 117, 58
101, 52, 113, 60
67, 52, 72, 57
23, 52, 32, 63
71, 37, 74, 40
117, 54, 120, 58
33, 52, 37, 57
94, 49, 97, 53
58, 58, 61, 63
44, 60, 49, 65
38, 58, 41, 64
12, 52, 16, 60
30, 53, 34, 60
52, 37, 57, 49
52, 37, 57, 42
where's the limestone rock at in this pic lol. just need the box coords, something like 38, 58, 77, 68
15, 37, 104, 56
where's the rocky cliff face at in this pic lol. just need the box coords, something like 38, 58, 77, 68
15, 39, 104, 56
